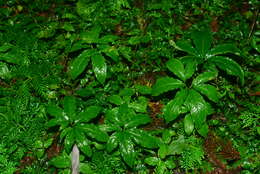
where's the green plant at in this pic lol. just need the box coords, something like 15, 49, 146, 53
102, 94, 160, 167
46, 96, 109, 156
152, 29, 244, 136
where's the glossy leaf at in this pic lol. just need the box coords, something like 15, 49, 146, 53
129, 129, 159, 148
125, 114, 151, 129
80, 26, 101, 43
164, 89, 188, 123
106, 132, 119, 153
64, 96, 76, 118
184, 89, 211, 129
184, 114, 194, 135
208, 56, 244, 85
68, 50, 93, 80
145, 157, 160, 166
49, 152, 70, 168
107, 95, 123, 105
192, 71, 218, 86
78, 139, 92, 157
194, 84, 219, 102
208, 43, 240, 57
152, 77, 184, 96
118, 132, 136, 167
78, 106, 102, 123
183, 58, 197, 80
128, 96, 148, 113
191, 29, 212, 57
174, 41, 198, 56
166, 58, 185, 81
81, 124, 109, 142
91, 53, 107, 84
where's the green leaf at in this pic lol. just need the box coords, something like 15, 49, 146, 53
107, 95, 123, 105
166, 59, 185, 81
81, 124, 109, 142
184, 114, 194, 135
128, 96, 148, 113
193, 84, 219, 103
164, 89, 188, 123
47, 105, 64, 117
145, 157, 160, 166
191, 29, 212, 57
64, 96, 76, 118
98, 44, 119, 62
69, 50, 93, 80
106, 132, 119, 153
158, 144, 168, 159
49, 153, 70, 168
174, 41, 198, 56
197, 123, 209, 137
118, 132, 136, 167
0, 43, 13, 52
208, 56, 244, 85
208, 44, 241, 57
98, 35, 119, 43
192, 71, 218, 86
135, 85, 152, 95
152, 77, 184, 96
91, 53, 107, 84
78, 106, 102, 123
80, 163, 95, 174
64, 131, 75, 153
129, 129, 159, 149
183, 58, 197, 80
80, 26, 101, 43
184, 89, 211, 129
78, 139, 92, 157
125, 114, 151, 129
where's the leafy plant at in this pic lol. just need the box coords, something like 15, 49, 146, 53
152, 29, 244, 136
102, 95, 160, 167
46, 96, 109, 156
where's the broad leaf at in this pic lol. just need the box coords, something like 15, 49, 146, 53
118, 132, 136, 167
129, 129, 159, 149
183, 58, 197, 80
184, 89, 211, 129
192, 71, 218, 86
145, 157, 160, 166
152, 77, 184, 96
78, 106, 102, 123
208, 56, 244, 85
49, 152, 70, 168
184, 114, 194, 135
166, 58, 185, 81
69, 50, 93, 79
47, 105, 63, 117
174, 41, 198, 56
107, 95, 123, 105
78, 139, 92, 157
128, 96, 148, 113
193, 84, 219, 103
125, 114, 151, 129
191, 29, 212, 57
91, 53, 107, 84
106, 132, 119, 153
81, 124, 108, 142
80, 26, 101, 43
64, 96, 76, 118
208, 44, 240, 57
164, 89, 188, 123
197, 123, 209, 137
